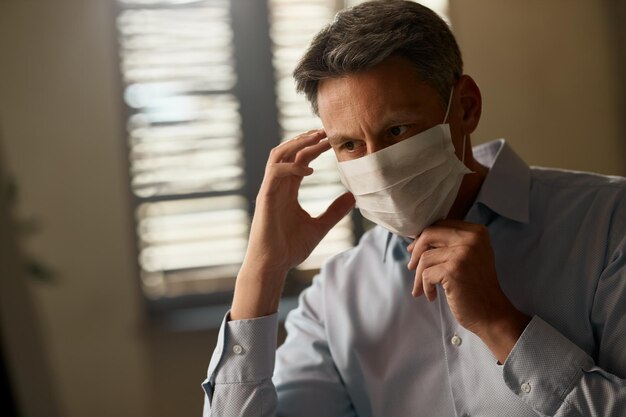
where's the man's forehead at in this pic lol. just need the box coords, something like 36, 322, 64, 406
318, 71, 439, 116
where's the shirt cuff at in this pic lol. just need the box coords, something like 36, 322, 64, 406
502, 315, 594, 415
210, 310, 279, 384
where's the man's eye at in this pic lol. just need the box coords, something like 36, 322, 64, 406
389, 125, 408, 137
342, 141, 356, 151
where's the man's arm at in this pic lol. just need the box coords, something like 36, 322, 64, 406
407, 219, 530, 363
202, 274, 356, 417
202, 130, 355, 416
503, 315, 626, 417
503, 229, 626, 416
230, 129, 354, 321
202, 312, 279, 416
408, 218, 626, 416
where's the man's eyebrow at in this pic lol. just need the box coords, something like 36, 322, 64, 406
385, 110, 423, 124
327, 134, 355, 146
326, 110, 424, 145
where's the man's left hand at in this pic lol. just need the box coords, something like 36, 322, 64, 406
407, 219, 530, 363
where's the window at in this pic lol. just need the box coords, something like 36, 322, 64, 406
116, 0, 449, 317
117, 0, 249, 309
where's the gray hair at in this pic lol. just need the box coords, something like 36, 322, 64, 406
293, 0, 463, 114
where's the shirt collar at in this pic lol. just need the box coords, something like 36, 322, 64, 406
382, 139, 530, 261
472, 139, 530, 224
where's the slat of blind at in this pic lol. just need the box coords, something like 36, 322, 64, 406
118, 0, 248, 298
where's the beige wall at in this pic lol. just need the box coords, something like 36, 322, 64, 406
0, 1, 623, 417
451, 0, 625, 176
0, 0, 150, 416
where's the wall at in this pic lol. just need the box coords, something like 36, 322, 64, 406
451, 0, 625, 176
0, 1, 623, 417
0, 0, 150, 416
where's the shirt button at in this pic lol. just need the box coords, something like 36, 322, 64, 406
451, 335, 462, 346
521, 382, 531, 394
232, 344, 244, 355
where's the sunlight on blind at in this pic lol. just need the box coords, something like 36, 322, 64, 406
117, 0, 247, 299
269, 0, 355, 270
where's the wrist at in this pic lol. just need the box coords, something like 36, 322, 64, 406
477, 308, 531, 364
230, 263, 289, 321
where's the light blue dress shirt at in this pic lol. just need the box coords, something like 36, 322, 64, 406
202, 140, 626, 416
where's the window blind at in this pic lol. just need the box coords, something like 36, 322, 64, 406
118, 0, 247, 299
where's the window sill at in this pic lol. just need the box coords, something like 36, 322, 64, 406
149, 296, 300, 332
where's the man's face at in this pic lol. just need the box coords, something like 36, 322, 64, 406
318, 55, 450, 162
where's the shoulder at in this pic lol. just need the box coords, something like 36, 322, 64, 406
530, 167, 625, 211
529, 167, 626, 251
530, 166, 626, 192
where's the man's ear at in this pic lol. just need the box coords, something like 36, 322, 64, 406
457, 75, 482, 135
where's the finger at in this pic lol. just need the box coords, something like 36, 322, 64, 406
262, 163, 313, 194
411, 247, 446, 295
268, 162, 314, 178
294, 138, 331, 166
407, 237, 430, 270
270, 130, 326, 163
419, 220, 489, 247
286, 140, 330, 196
422, 264, 447, 302
316, 192, 355, 232
416, 226, 456, 249
413, 274, 424, 298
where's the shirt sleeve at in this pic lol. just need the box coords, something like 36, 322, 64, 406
502, 229, 626, 417
201, 311, 279, 416
201, 273, 356, 417
273, 274, 356, 417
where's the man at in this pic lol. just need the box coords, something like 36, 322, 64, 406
202, 1, 626, 416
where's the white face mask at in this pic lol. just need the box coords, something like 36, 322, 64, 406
336, 91, 471, 237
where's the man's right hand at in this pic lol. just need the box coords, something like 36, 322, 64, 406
230, 129, 355, 320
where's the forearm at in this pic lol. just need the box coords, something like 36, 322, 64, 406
231, 262, 288, 320
477, 304, 531, 364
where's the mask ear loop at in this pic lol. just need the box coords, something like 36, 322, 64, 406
442, 87, 467, 163
443, 87, 454, 124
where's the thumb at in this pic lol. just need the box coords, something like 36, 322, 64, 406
316, 192, 356, 233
